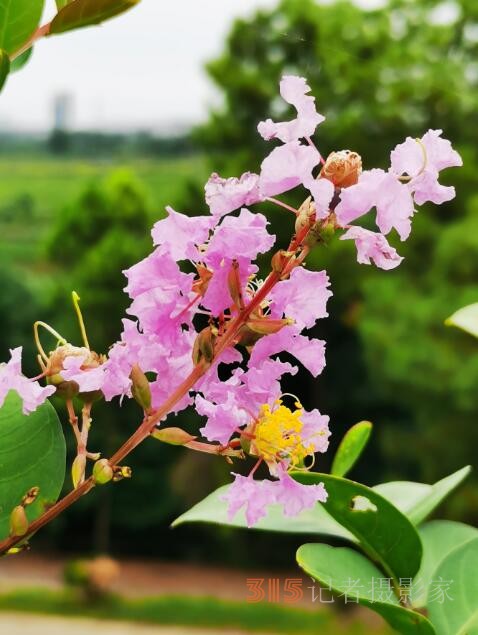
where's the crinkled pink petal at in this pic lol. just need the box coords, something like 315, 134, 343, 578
62, 356, 106, 393
221, 474, 276, 527
151, 206, 215, 260
411, 170, 456, 206
249, 326, 326, 378
341, 226, 403, 270
205, 208, 276, 263
196, 394, 248, 444
0, 347, 55, 414
259, 141, 321, 198
300, 409, 331, 453
239, 359, 297, 411
302, 176, 335, 219
272, 468, 327, 517
257, 75, 325, 143
269, 267, 332, 330
205, 172, 261, 217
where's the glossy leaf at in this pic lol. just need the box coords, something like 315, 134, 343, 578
297, 543, 436, 635
331, 421, 372, 477
0, 392, 66, 540
50, 0, 140, 35
0, 49, 10, 92
293, 472, 423, 581
172, 483, 353, 541
10, 47, 31, 72
0, 0, 44, 55
427, 537, 478, 635
413, 520, 478, 608
374, 466, 471, 525
445, 303, 478, 339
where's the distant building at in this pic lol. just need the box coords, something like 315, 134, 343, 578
53, 94, 73, 131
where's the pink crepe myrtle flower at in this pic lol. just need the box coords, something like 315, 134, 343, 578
272, 468, 327, 517
335, 130, 462, 241
259, 141, 321, 198
221, 474, 276, 527
196, 393, 248, 445
341, 226, 403, 270
269, 267, 332, 330
205, 172, 261, 217
249, 326, 326, 378
151, 206, 215, 261
258, 75, 325, 143
0, 347, 55, 414
390, 129, 462, 205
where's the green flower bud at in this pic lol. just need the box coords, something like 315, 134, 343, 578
151, 427, 197, 446
9, 506, 28, 537
71, 454, 86, 488
93, 459, 114, 485
130, 364, 152, 411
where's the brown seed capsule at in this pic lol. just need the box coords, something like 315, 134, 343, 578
320, 150, 362, 188
192, 326, 216, 366
295, 196, 316, 234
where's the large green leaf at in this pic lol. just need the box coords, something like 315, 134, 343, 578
0, 48, 9, 91
331, 421, 372, 477
0, 0, 44, 55
9, 46, 31, 72
297, 543, 436, 635
55, 0, 71, 8
445, 303, 478, 339
374, 466, 471, 525
427, 537, 478, 635
172, 483, 353, 541
0, 392, 66, 540
293, 472, 423, 582
413, 521, 478, 608
49, 0, 140, 35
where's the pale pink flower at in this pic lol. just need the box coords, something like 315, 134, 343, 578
61, 355, 105, 393
221, 474, 276, 527
335, 169, 415, 241
196, 393, 248, 444
300, 409, 331, 454
205, 172, 261, 217
272, 468, 327, 517
0, 347, 55, 414
341, 226, 403, 270
302, 176, 335, 219
151, 206, 215, 260
259, 141, 321, 198
258, 75, 325, 143
269, 267, 332, 330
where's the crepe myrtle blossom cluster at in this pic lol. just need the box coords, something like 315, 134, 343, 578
0, 76, 461, 529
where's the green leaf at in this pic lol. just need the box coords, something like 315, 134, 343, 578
331, 421, 372, 477
0, 0, 44, 55
413, 520, 478, 608
427, 537, 478, 635
445, 303, 478, 338
55, 0, 71, 9
10, 46, 31, 72
293, 472, 423, 582
297, 543, 436, 635
172, 484, 354, 541
50, 0, 140, 35
0, 48, 10, 91
374, 466, 471, 525
0, 392, 66, 540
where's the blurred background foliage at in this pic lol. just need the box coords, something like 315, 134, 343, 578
0, 0, 477, 564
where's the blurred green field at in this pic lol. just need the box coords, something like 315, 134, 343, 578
0, 155, 207, 274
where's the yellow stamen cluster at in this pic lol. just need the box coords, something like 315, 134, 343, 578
252, 400, 315, 467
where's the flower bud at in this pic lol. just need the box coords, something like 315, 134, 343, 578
192, 326, 216, 366
192, 264, 213, 296
320, 150, 362, 188
271, 250, 293, 275
295, 196, 316, 234
246, 317, 294, 336
227, 259, 245, 310
112, 465, 132, 482
22, 487, 40, 507
93, 459, 114, 485
130, 364, 152, 411
151, 427, 197, 446
9, 505, 28, 537
71, 454, 86, 488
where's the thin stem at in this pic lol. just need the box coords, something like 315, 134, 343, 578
306, 136, 325, 164
266, 197, 299, 215
34, 321, 67, 362
72, 292, 90, 350
11, 23, 51, 62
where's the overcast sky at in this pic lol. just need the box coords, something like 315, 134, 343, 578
0, 0, 386, 133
